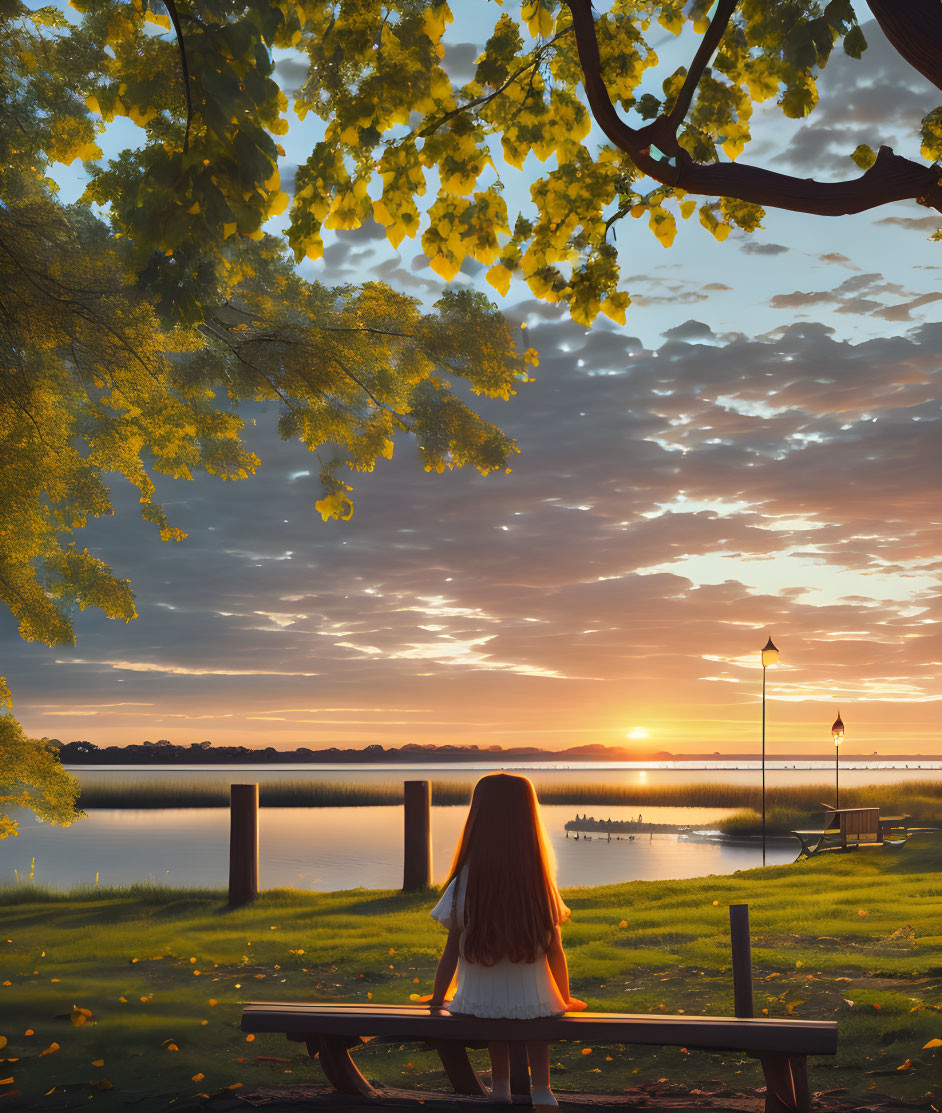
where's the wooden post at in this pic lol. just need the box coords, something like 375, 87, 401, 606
229, 783, 259, 907
729, 903, 754, 1018
403, 780, 432, 891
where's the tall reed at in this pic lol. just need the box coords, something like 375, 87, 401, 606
75, 776, 942, 819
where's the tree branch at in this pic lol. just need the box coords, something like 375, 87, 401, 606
657, 0, 738, 150
866, 0, 942, 93
562, 0, 942, 216
161, 0, 194, 152
412, 26, 573, 141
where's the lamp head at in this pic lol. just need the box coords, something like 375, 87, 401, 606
761, 636, 779, 669
832, 711, 844, 746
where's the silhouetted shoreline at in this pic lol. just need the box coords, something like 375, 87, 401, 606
55, 740, 932, 765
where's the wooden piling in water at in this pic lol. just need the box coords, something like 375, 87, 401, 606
403, 780, 432, 891
229, 783, 259, 907
729, 903, 754, 1018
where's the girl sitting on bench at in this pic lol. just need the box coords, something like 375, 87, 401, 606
429, 772, 584, 1112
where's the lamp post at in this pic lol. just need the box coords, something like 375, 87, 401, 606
832, 711, 844, 809
760, 636, 779, 866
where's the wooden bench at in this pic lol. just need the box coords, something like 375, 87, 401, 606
241, 1001, 837, 1113
792, 806, 910, 857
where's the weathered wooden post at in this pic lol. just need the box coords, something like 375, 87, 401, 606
402, 780, 432, 891
729, 903, 754, 1018
229, 783, 259, 907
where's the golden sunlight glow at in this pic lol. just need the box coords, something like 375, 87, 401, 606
626, 727, 649, 740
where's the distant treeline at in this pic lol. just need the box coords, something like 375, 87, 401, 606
56, 740, 663, 764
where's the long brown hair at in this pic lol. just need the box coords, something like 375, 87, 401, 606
444, 772, 563, 965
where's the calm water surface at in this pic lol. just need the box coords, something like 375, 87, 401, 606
3, 803, 797, 891
4, 761, 933, 891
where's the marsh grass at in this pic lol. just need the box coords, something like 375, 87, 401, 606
3, 833, 942, 1110
76, 776, 942, 829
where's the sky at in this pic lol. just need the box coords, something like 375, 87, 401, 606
5, 4, 942, 755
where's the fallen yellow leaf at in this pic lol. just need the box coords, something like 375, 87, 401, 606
208, 999, 218, 1007
23, 1031, 33, 1038
246, 1034, 255, 1042
0, 1038, 5, 1050
39, 1042, 59, 1057
581, 1048, 592, 1055
92, 1060, 104, 1067
166, 1044, 179, 1052
923, 1038, 942, 1049
0, 1078, 13, 1086
897, 1058, 914, 1071
192, 1073, 205, 1082
71, 1006, 93, 1026
95, 1079, 112, 1091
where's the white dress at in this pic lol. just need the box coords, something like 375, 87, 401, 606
430, 866, 569, 1019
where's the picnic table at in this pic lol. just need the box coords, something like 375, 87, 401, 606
791, 806, 910, 858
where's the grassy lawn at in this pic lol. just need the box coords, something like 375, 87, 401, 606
3, 833, 942, 1110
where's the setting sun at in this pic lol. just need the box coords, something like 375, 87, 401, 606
626, 728, 650, 740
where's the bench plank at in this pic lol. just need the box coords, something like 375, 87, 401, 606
242, 1003, 837, 1056
243, 1002, 837, 1113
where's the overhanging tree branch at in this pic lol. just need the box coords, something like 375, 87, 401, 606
162, 0, 194, 152
562, 0, 942, 216
866, 0, 942, 93
652, 0, 738, 155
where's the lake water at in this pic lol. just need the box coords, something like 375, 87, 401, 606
2, 761, 935, 892
3, 804, 798, 891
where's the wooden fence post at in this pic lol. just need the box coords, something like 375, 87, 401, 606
729, 903, 754, 1018
229, 783, 259, 907
403, 780, 432, 891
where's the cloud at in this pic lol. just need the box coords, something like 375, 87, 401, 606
740, 242, 790, 256
662, 320, 715, 340
876, 215, 942, 232
5, 304, 941, 752
769, 272, 942, 322
442, 42, 479, 84
274, 54, 308, 94
818, 253, 857, 269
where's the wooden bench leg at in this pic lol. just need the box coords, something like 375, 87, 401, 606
759, 1052, 809, 1113
429, 1039, 488, 1095
509, 1042, 530, 1103
306, 1035, 376, 1097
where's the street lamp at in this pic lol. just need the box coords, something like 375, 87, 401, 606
832, 711, 845, 809
760, 636, 779, 867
